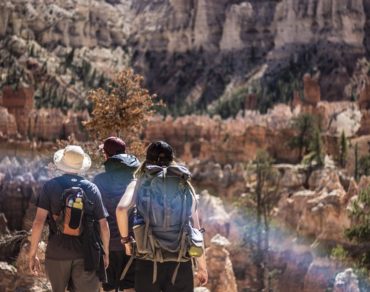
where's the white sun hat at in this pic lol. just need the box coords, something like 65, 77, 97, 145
54, 145, 91, 174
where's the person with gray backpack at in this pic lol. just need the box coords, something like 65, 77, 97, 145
116, 141, 208, 292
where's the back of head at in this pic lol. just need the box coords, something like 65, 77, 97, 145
101, 136, 126, 157
145, 141, 173, 167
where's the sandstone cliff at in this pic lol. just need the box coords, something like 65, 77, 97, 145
1, 0, 370, 112
128, 0, 370, 108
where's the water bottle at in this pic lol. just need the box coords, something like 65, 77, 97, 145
72, 197, 83, 209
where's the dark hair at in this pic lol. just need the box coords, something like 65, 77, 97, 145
145, 141, 173, 166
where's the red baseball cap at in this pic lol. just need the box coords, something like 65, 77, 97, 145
99, 137, 126, 157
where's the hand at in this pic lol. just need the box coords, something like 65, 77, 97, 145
103, 253, 109, 269
195, 266, 208, 286
124, 242, 132, 256
29, 254, 41, 276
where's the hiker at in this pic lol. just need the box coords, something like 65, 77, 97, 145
116, 141, 208, 292
94, 137, 140, 292
28, 145, 110, 292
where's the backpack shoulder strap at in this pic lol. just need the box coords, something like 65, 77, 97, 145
184, 180, 197, 212
47, 176, 70, 234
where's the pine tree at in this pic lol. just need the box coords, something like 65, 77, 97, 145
82, 60, 91, 86
289, 113, 317, 160
345, 186, 370, 270
65, 48, 75, 68
309, 128, 324, 167
89, 68, 97, 88
346, 186, 370, 243
98, 73, 106, 89
359, 155, 370, 177
339, 130, 348, 168
248, 151, 281, 292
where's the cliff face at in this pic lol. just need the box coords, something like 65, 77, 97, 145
1, 0, 370, 112
128, 0, 370, 107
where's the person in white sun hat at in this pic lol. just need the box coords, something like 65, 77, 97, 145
53, 145, 92, 174
29, 145, 110, 292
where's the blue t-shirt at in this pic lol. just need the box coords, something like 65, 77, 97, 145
36, 174, 108, 260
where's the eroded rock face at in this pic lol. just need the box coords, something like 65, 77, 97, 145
2, 0, 131, 49
0, 261, 17, 291
1, 86, 33, 137
63, 110, 89, 141
198, 190, 231, 245
145, 101, 363, 166
144, 112, 299, 165
204, 234, 238, 292
334, 269, 360, 292
0, 214, 10, 236
0, 107, 17, 138
130, 0, 369, 105
303, 258, 339, 292
272, 245, 314, 292
275, 164, 370, 254
2, 0, 369, 110
358, 76, 370, 110
303, 73, 321, 106
357, 110, 370, 135
28, 109, 65, 141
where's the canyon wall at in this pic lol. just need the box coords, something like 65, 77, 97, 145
128, 0, 370, 105
1, 0, 370, 110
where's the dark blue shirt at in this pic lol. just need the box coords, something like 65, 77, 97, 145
94, 154, 140, 251
37, 174, 108, 260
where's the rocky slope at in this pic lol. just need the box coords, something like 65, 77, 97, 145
1, 0, 370, 113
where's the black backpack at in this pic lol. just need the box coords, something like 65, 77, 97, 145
53, 187, 86, 236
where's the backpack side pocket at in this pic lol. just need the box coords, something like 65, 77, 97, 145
187, 226, 204, 257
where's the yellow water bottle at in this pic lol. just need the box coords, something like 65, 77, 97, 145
73, 197, 83, 209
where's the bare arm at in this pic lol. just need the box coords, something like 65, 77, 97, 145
190, 186, 208, 286
116, 180, 137, 238
30, 208, 48, 256
99, 218, 110, 256
192, 210, 207, 271
29, 208, 48, 274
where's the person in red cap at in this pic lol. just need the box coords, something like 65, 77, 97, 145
94, 137, 140, 292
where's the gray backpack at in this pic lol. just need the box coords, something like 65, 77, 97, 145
130, 164, 204, 283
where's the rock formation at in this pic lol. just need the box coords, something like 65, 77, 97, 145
303, 73, 321, 106
144, 101, 363, 165
276, 167, 354, 244
334, 269, 360, 292
271, 245, 314, 292
0, 261, 17, 291
303, 258, 340, 292
357, 110, 370, 135
1, 0, 370, 111
198, 190, 231, 245
0, 107, 17, 138
1, 86, 33, 137
358, 76, 370, 110
204, 234, 238, 292
28, 109, 65, 141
